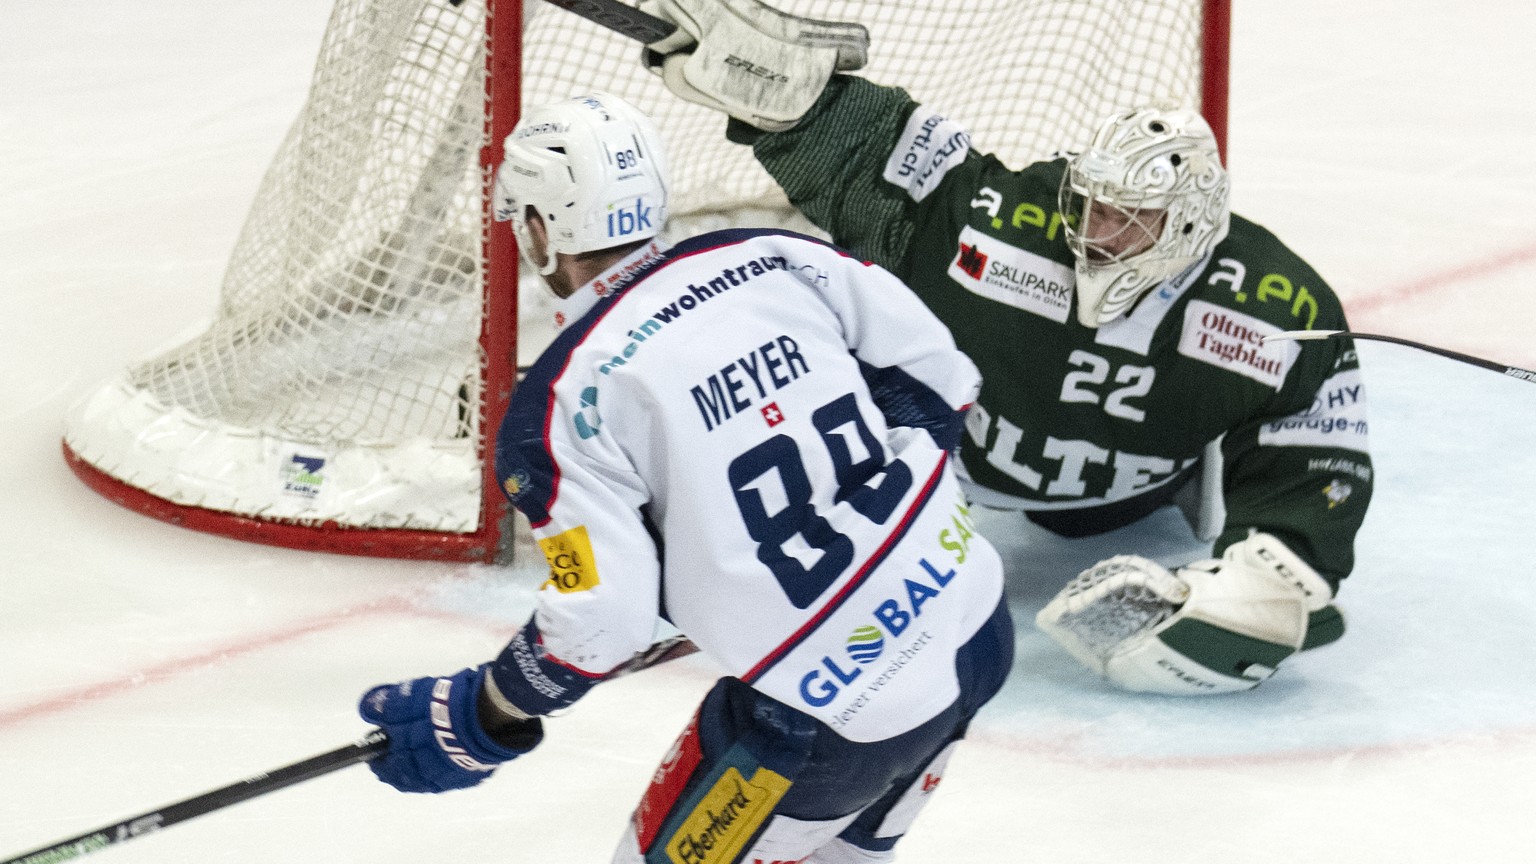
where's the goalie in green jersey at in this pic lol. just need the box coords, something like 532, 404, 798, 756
640, 0, 1370, 696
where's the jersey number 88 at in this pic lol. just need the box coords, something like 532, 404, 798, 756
728, 393, 913, 608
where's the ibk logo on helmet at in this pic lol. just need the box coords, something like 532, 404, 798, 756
1323, 479, 1353, 509
607, 197, 654, 238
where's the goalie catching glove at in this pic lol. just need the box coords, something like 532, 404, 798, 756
1035, 533, 1337, 695
639, 0, 869, 131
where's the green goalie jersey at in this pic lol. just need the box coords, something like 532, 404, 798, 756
743, 76, 1372, 586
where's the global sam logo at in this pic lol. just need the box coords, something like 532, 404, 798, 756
845, 625, 884, 664
799, 557, 957, 708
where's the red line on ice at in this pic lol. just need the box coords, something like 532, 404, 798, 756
1346, 238, 1536, 317
0, 594, 505, 730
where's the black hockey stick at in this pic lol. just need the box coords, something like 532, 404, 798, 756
0, 732, 389, 864
539, 0, 678, 43
1266, 330, 1536, 385
1, 636, 698, 864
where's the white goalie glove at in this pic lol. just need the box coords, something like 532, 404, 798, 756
639, 0, 869, 131
1035, 533, 1335, 695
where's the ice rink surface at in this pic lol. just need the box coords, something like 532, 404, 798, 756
4, 2, 1535, 861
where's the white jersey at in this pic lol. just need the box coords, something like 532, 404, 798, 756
496, 229, 1005, 742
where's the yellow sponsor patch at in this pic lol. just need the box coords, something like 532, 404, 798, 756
537, 525, 600, 593
665, 766, 790, 864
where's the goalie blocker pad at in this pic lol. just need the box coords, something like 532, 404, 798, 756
641, 0, 868, 131
1036, 533, 1335, 695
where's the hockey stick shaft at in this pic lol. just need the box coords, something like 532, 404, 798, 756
0, 731, 388, 864
539, 0, 677, 43
1, 636, 697, 864
1266, 330, 1536, 385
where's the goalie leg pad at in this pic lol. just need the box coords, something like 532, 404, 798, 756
1037, 534, 1335, 695
1034, 555, 1191, 681
1107, 616, 1297, 694
1301, 604, 1346, 650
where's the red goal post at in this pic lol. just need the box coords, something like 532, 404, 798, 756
61, 0, 1229, 563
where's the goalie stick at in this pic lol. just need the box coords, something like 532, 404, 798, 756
1266, 330, 1536, 385
0, 635, 698, 864
539, 0, 678, 43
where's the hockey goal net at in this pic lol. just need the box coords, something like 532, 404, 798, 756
62, 0, 1229, 562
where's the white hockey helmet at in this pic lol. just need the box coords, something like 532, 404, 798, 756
494, 92, 669, 276
1058, 105, 1230, 327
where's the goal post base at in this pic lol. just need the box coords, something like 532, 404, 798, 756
63, 442, 507, 563
59, 0, 1225, 564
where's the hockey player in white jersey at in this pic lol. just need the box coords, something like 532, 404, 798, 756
356, 92, 1015, 863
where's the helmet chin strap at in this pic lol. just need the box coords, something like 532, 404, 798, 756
536, 239, 559, 277
512, 215, 560, 278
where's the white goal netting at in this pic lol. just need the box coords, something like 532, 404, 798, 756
62, 0, 1221, 558
519, 0, 1217, 354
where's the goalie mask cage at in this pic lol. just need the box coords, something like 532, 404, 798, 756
62, 0, 1229, 563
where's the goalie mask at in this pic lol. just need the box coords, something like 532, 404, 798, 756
1058, 105, 1230, 327
494, 92, 669, 276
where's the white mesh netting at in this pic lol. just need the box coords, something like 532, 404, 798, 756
66, 0, 491, 534
523, 0, 1208, 227
515, 0, 1212, 343
64, 0, 1217, 546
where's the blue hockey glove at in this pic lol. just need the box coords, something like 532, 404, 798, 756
358, 666, 542, 793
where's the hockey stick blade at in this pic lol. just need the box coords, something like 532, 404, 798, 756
1266, 330, 1536, 385
1, 636, 698, 864
541, 0, 678, 43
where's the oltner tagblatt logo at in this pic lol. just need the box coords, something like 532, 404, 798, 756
1177, 299, 1298, 389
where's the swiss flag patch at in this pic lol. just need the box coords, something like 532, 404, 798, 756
761, 403, 785, 426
